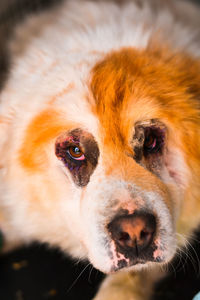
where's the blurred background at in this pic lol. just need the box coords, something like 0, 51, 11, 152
0, 1, 200, 299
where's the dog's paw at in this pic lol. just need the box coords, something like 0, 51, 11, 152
93, 288, 139, 300
93, 272, 147, 300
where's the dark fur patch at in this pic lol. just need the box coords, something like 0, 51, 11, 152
132, 126, 145, 162
116, 259, 128, 270
131, 119, 166, 177
55, 128, 99, 187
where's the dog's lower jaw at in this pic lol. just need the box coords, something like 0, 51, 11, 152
93, 266, 163, 300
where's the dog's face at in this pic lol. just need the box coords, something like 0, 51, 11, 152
1, 46, 200, 274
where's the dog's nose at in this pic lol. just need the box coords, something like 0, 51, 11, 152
108, 211, 156, 255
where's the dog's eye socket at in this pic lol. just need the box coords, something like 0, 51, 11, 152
144, 135, 157, 152
143, 127, 164, 156
67, 146, 85, 161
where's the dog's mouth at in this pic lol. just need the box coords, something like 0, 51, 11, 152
108, 240, 163, 273
110, 258, 152, 273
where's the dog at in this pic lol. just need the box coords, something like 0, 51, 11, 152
0, 0, 200, 299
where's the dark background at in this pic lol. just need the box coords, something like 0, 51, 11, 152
1, 233, 200, 300
0, 1, 200, 299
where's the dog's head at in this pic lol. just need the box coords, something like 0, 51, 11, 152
1, 45, 200, 273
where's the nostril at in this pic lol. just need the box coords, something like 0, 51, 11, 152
118, 232, 131, 246
140, 230, 152, 241
119, 231, 130, 242
118, 231, 134, 248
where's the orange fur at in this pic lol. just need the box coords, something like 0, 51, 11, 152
91, 45, 200, 231
91, 46, 200, 166
18, 109, 76, 171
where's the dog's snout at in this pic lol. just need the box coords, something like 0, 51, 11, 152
108, 211, 156, 255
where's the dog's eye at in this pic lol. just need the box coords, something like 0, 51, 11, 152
143, 127, 164, 156
67, 146, 85, 161
144, 134, 157, 152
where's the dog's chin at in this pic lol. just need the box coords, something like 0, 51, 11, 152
109, 260, 152, 274
91, 257, 171, 275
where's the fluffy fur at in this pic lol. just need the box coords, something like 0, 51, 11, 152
0, 0, 200, 299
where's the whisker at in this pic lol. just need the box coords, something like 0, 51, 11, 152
186, 240, 200, 276
67, 262, 91, 293
88, 265, 94, 284
175, 233, 200, 276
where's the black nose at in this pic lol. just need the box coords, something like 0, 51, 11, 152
108, 211, 156, 256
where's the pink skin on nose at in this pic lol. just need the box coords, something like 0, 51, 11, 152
112, 196, 145, 215
153, 238, 163, 260
120, 202, 137, 214
110, 240, 130, 269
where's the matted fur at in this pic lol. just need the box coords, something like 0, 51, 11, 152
0, 0, 199, 299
